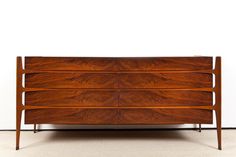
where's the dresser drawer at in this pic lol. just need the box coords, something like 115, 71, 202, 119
119, 90, 212, 107
25, 57, 118, 71
25, 57, 212, 71
119, 73, 212, 88
118, 108, 213, 124
25, 90, 118, 107
25, 73, 117, 88
118, 57, 212, 70
25, 108, 213, 125
25, 108, 119, 124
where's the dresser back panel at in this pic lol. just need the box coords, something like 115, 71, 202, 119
24, 57, 213, 125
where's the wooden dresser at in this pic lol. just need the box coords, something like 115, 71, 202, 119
16, 56, 221, 150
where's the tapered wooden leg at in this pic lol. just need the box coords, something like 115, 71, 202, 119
199, 124, 201, 132
34, 124, 36, 133
214, 56, 222, 150
16, 57, 23, 150
16, 108, 22, 150
216, 109, 222, 150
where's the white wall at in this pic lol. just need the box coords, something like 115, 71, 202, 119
0, 0, 235, 130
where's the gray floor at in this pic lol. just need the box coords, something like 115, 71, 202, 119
0, 130, 235, 157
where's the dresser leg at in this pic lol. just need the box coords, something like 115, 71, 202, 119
216, 109, 222, 150
34, 124, 37, 133
16, 108, 22, 150
214, 56, 222, 150
16, 56, 23, 150
199, 124, 201, 132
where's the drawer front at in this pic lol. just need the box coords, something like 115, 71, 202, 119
25, 90, 118, 107
25, 90, 212, 107
25, 108, 212, 124
25, 57, 118, 71
118, 57, 212, 70
119, 90, 212, 107
25, 109, 118, 124
119, 73, 212, 88
25, 57, 212, 71
118, 108, 213, 124
25, 73, 117, 88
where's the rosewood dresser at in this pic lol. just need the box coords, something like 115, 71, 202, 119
16, 56, 221, 150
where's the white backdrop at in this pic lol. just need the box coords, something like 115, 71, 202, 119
0, 0, 235, 130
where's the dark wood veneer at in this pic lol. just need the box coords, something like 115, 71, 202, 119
25, 108, 212, 124
119, 90, 212, 107
25, 57, 212, 71
16, 56, 221, 150
25, 90, 118, 107
118, 73, 212, 88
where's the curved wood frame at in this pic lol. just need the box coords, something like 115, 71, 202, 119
214, 57, 222, 150
16, 56, 222, 150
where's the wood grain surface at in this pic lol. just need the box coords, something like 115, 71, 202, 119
25, 57, 118, 71
119, 90, 212, 107
26, 90, 212, 107
25, 72, 212, 89
25, 57, 212, 71
118, 108, 212, 124
118, 57, 212, 70
25, 108, 212, 124
25, 73, 117, 88
118, 73, 212, 88
25, 90, 118, 107
24, 57, 214, 125
25, 108, 118, 124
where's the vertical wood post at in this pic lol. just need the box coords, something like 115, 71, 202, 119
16, 57, 23, 150
214, 56, 222, 150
